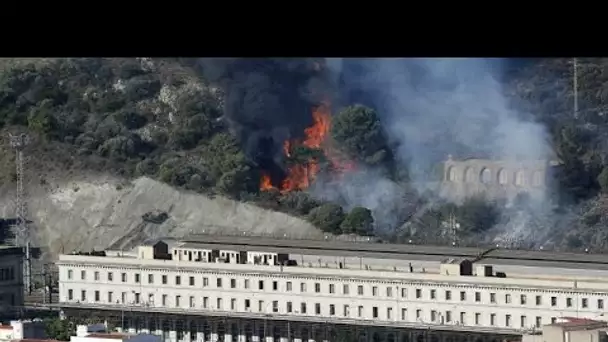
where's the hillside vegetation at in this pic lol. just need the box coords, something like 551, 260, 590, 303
2, 57, 608, 251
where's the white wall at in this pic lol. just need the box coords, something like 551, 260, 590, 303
58, 254, 608, 333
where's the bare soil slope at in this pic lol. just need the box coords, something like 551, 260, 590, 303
0, 175, 322, 258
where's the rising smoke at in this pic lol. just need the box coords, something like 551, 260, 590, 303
314, 58, 553, 238
198, 57, 555, 241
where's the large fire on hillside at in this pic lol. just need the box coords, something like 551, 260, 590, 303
260, 102, 355, 193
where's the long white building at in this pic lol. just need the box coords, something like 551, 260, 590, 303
55, 236, 608, 342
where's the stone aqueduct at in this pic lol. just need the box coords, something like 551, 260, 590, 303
440, 156, 552, 202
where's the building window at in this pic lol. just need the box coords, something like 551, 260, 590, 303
566, 297, 572, 307
447, 166, 457, 181
121, 292, 126, 304
372, 307, 378, 318
107, 272, 113, 281
505, 314, 511, 327
135, 274, 140, 283
490, 314, 496, 326
67, 270, 73, 280
430, 289, 436, 299
216, 298, 222, 310
329, 284, 335, 294
480, 168, 491, 184
148, 274, 154, 284
190, 276, 195, 286
475, 313, 481, 325
497, 168, 508, 185
203, 297, 209, 308
387, 307, 393, 320
94, 272, 100, 281
416, 289, 422, 299
231, 279, 236, 289
582, 298, 588, 308
81, 270, 86, 280
81, 290, 86, 301
286, 282, 292, 291
94, 291, 100, 302
475, 292, 481, 302
358, 285, 364, 295
521, 315, 527, 328
204, 277, 209, 287
460, 291, 466, 301
445, 290, 451, 300
189, 296, 195, 308
343, 284, 349, 295
315, 303, 321, 315
598, 299, 604, 309
535, 316, 542, 328
551, 296, 557, 306
520, 294, 527, 305
301, 303, 307, 314
300, 282, 306, 292
431, 310, 437, 322
273, 281, 278, 291
372, 286, 378, 296
330, 304, 335, 316
162, 275, 167, 285
121, 273, 127, 282
272, 301, 279, 313
387, 287, 393, 297
68, 289, 73, 300
401, 288, 407, 298
359, 306, 364, 317
515, 170, 525, 186
315, 283, 321, 293
287, 302, 293, 313
505, 294, 511, 304
175, 276, 181, 285
108, 292, 113, 303
216, 278, 222, 288
344, 305, 350, 317
536, 295, 542, 305
258, 300, 264, 312
445, 311, 452, 323
401, 308, 408, 320
460, 312, 466, 325
490, 293, 496, 303
258, 280, 264, 290
175, 295, 181, 307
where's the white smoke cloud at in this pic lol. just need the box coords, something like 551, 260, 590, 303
311, 58, 552, 237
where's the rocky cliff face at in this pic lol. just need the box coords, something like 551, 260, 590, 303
0, 175, 322, 259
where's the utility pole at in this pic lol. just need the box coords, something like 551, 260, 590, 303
574, 57, 579, 119
9, 132, 32, 295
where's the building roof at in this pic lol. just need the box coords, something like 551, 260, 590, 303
179, 235, 608, 273
548, 317, 608, 331
182, 235, 487, 259
85, 333, 131, 339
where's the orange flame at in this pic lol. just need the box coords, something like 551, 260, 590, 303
260, 173, 274, 191
260, 101, 355, 193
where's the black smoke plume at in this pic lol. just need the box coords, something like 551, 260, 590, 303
195, 58, 332, 183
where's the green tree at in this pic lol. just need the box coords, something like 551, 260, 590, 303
457, 196, 500, 234
201, 133, 254, 197
330, 104, 390, 166
307, 203, 345, 234
279, 191, 320, 216
340, 206, 375, 236
44, 318, 74, 341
